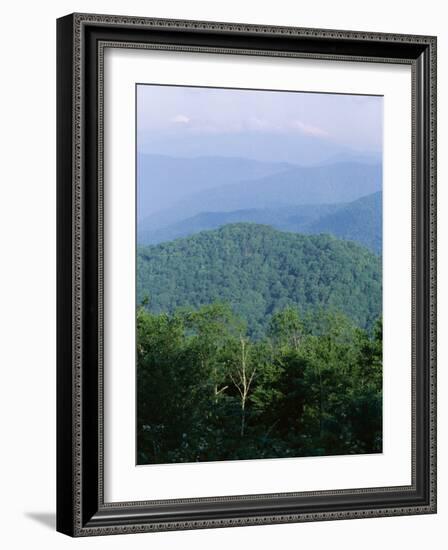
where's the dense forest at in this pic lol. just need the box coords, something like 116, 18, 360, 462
137, 224, 383, 464
137, 302, 382, 464
137, 224, 381, 338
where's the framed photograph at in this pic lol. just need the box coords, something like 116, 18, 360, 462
57, 13, 437, 537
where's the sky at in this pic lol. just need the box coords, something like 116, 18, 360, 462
137, 84, 383, 163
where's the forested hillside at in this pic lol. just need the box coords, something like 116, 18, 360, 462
137, 224, 381, 337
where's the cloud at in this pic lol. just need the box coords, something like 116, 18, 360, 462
171, 114, 190, 124
290, 120, 329, 137
167, 114, 329, 138
246, 117, 270, 130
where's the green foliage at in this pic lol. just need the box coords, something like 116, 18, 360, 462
137, 224, 381, 338
137, 303, 382, 464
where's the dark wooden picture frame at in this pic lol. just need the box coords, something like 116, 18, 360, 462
57, 13, 437, 537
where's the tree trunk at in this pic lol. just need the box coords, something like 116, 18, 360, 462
241, 400, 246, 437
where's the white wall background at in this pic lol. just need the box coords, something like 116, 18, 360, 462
0, 0, 445, 548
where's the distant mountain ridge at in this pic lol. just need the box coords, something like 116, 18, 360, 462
308, 191, 382, 253
138, 160, 382, 233
137, 154, 293, 220
138, 203, 339, 246
137, 224, 382, 337
139, 130, 373, 165
138, 191, 382, 254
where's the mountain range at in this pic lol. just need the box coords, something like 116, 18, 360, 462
137, 154, 293, 220
139, 131, 382, 167
138, 156, 382, 250
139, 191, 382, 253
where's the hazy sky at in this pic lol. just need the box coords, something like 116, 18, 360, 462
137, 84, 383, 162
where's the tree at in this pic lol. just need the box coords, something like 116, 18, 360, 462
182, 302, 243, 403
136, 302, 383, 464
227, 336, 257, 437
269, 307, 304, 351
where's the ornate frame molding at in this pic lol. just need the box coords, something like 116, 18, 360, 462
57, 13, 437, 537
